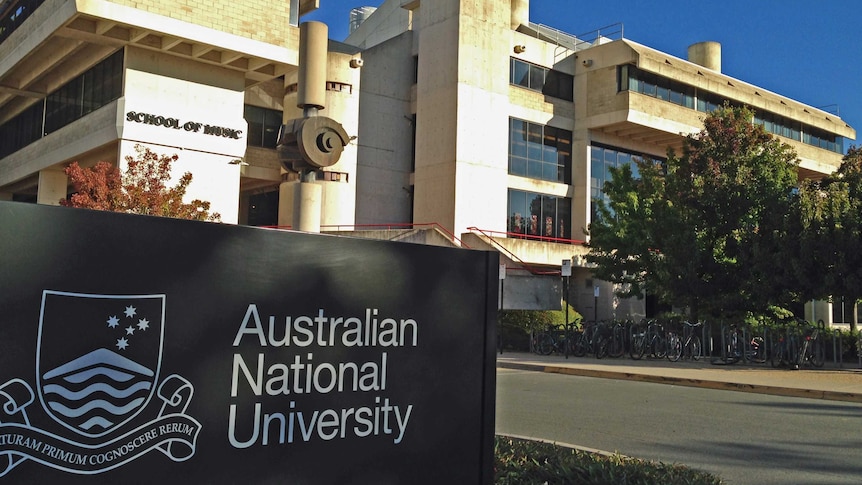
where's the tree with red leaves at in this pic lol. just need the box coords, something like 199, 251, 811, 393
61, 145, 220, 222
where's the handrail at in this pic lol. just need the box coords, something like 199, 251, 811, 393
466, 227, 562, 276
525, 21, 624, 52
259, 222, 470, 249
321, 222, 469, 248
466, 227, 586, 246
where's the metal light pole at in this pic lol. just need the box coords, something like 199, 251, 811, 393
499, 263, 505, 355
562, 259, 572, 359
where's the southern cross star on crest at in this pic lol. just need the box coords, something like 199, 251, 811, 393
106, 305, 150, 350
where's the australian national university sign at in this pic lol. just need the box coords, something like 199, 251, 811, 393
0, 201, 497, 484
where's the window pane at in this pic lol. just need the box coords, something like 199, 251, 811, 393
508, 190, 527, 234
528, 194, 541, 236
245, 105, 264, 147
656, 85, 669, 101
511, 59, 529, 87
529, 64, 545, 90
557, 201, 570, 239
509, 156, 527, 176
263, 108, 282, 147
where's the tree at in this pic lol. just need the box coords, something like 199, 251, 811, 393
61, 145, 220, 222
588, 106, 799, 322
795, 147, 862, 331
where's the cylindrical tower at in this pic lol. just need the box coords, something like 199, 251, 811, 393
297, 21, 329, 114
687, 41, 721, 73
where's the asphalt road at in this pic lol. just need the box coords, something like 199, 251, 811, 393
496, 368, 862, 485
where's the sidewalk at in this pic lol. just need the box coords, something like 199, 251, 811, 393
496, 351, 862, 402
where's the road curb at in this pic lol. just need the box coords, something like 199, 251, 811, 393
497, 360, 862, 403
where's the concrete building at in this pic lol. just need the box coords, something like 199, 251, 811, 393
0, 0, 855, 324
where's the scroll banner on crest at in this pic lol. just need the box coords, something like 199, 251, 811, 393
0, 376, 200, 476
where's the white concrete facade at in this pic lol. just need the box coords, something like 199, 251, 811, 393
1, 0, 856, 322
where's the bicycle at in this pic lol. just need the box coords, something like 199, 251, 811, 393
571, 321, 600, 357
630, 319, 667, 360
797, 320, 825, 368
534, 325, 573, 355
593, 320, 626, 359
769, 318, 822, 369
713, 322, 765, 365
667, 321, 702, 362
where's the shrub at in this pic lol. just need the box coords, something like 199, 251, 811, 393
495, 436, 722, 485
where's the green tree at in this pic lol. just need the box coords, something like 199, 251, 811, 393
61, 145, 220, 222
588, 106, 799, 322
795, 147, 862, 331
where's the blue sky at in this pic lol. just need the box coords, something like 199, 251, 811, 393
303, 1, 862, 149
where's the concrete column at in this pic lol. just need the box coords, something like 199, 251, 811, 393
36, 169, 68, 206
511, 0, 529, 30
277, 181, 296, 228
294, 181, 322, 232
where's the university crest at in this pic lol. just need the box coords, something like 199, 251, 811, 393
0, 291, 201, 476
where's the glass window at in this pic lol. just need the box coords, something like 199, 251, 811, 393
590, 144, 657, 218
529, 64, 545, 90
244, 104, 283, 148
508, 118, 572, 183
43, 49, 123, 136
507, 189, 572, 240
510, 58, 530, 87
511, 58, 573, 101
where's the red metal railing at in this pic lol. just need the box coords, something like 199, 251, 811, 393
466, 227, 586, 246
466, 226, 584, 276
259, 222, 470, 248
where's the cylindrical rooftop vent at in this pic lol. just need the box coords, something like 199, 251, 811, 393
687, 41, 721, 72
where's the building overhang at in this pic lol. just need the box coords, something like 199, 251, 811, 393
0, 0, 298, 123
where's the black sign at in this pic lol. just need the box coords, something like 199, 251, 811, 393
0, 202, 497, 484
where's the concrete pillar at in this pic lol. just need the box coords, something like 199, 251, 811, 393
36, 169, 68, 206
294, 181, 322, 232
511, 0, 529, 30
687, 41, 721, 72
806, 299, 833, 325
297, 21, 328, 113
278, 179, 324, 232
278, 181, 296, 229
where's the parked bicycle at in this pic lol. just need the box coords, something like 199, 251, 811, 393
534, 325, 573, 356
571, 320, 601, 358
630, 319, 667, 360
713, 322, 765, 365
667, 321, 703, 362
593, 320, 627, 359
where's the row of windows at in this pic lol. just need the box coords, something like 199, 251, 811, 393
0, 49, 123, 159
508, 117, 572, 183
590, 144, 658, 221
507, 189, 572, 240
510, 58, 574, 102
619, 64, 844, 153
0, 58, 285, 157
